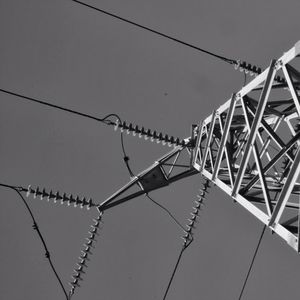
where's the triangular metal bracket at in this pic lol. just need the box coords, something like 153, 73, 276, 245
99, 145, 199, 211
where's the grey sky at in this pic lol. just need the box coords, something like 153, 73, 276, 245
1, 0, 300, 299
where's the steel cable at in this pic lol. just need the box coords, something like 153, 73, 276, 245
0, 88, 117, 126
0, 183, 69, 300
238, 225, 266, 300
70, 0, 236, 65
69, 1, 286, 84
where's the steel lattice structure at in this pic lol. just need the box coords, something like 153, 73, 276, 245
106, 41, 300, 252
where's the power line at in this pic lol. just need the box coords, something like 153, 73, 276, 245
120, 131, 135, 178
70, 0, 236, 65
162, 247, 185, 300
71, 1, 287, 84
146, 194, 186, 232
238, 224, 266, 300
0, 88, 117, 126
0, 183, 69, 300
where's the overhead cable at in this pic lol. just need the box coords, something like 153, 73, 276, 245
70, 0, 236, 65
0, 183, 69, 300
0, 88, 187, 149
70, 1, 286, 84
0, 88, 117, 126
238, 225, 266, 300
146, 194, 186, 232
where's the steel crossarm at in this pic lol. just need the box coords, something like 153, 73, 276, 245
99, 144, 198, 211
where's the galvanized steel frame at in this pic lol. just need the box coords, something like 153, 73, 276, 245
193, 41, 300, 252
102, 41, 300, 252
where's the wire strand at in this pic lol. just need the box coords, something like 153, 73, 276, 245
0, 183, 69, 300
120, 132, 135, 177
70, 0, 236, 65
238, 224, 266, 300
146, 194, 186, 232
0, 88, 117, 126
162, 247, 184, 300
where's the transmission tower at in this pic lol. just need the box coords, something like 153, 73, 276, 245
109, 41, 300, 253
6, 41, 300, 299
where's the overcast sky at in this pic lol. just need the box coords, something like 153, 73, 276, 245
1, 1, 300, 299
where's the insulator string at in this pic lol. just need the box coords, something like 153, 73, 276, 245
162, 178, 210, 300
69, 211, 104, 298
114, 119, 187, 147
24, 185, 97, 210
234, 60, 286, 84
181, 179, 210, 249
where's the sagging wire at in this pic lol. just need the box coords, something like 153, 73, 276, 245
120, 128, 135, 178
0, 183, 69, 300
24, 185, 97, 210
145, 194, 186, 232
162, 178, 210, 300
69, 210, 103, 298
